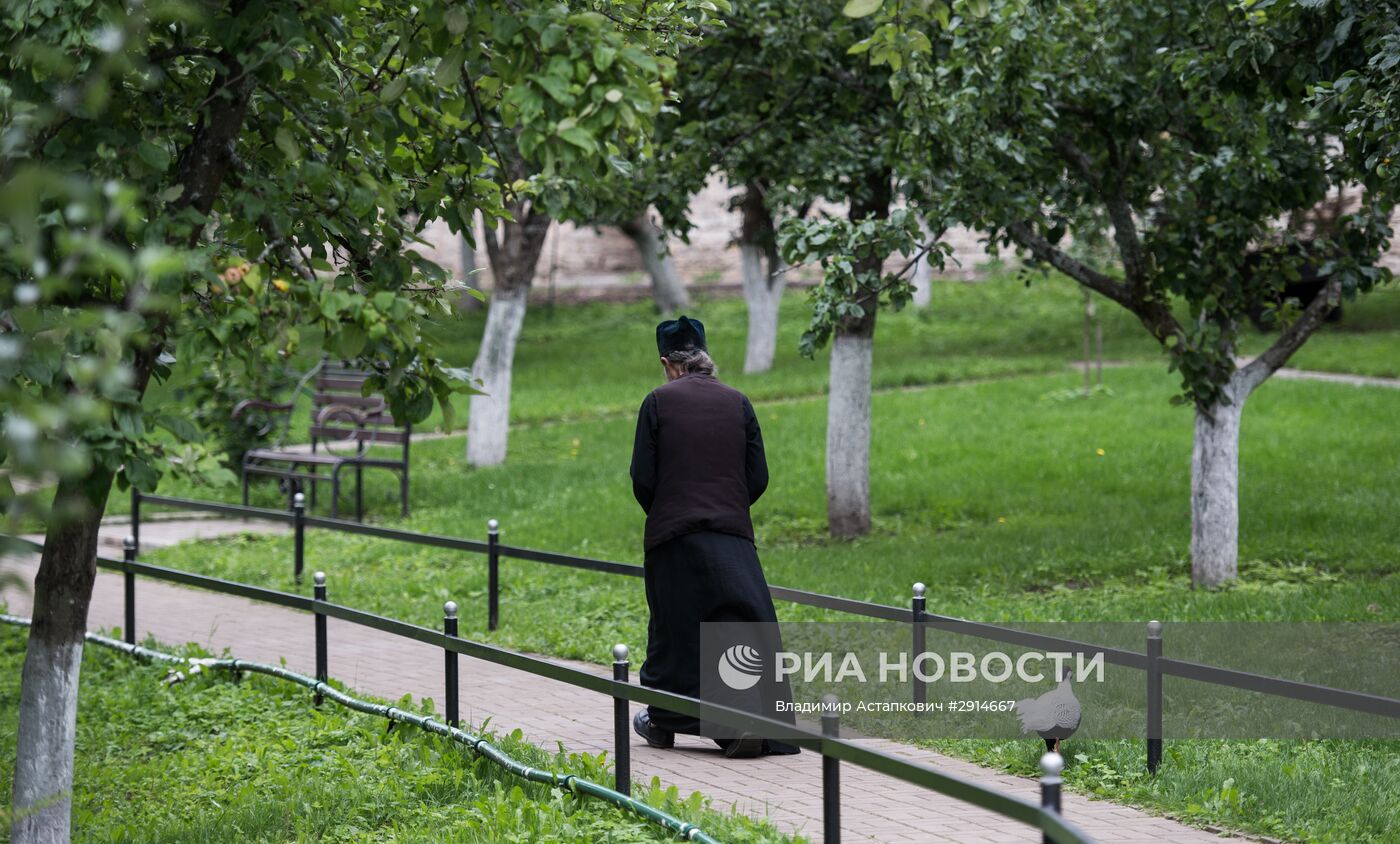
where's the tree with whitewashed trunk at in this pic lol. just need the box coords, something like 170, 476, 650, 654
457, 5, 718, 468
468, 203, 552, 466
0, 1, 710, 839
737, 185, 786, 374
660, 0, 905, 385
910, 217, 936, 309
778, 202, 932, 537
665, 0, 931, 535
0, 0, 494, 835
853, 0, 1396, 586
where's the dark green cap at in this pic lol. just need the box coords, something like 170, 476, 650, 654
656, 314, 706, 355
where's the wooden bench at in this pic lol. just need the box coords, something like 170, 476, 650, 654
235, 361, 412, 521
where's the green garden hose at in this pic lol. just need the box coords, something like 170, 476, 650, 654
0, 614, 723, 844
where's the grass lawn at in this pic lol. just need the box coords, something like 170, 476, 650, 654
147, 364, 1400, 639
121, 277, 1400, 842
129, 273, 1400, 452
0, 626, 794, 843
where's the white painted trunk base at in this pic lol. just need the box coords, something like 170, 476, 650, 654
911, 250, 933, 309
741, 243, 785, 374
1191, 375, 1249, 588
827, 329, 874, 536
467, 284, 529, 467
11, 636, 82, 844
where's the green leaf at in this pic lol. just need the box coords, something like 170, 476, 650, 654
540, 23, 566, 51
593, 44, 617, 70
136, 141, 170, 171
274, 127, 300, 161
444, 7, 470, 34
842, 0, 882, 18
333, 324, 367, 358
531, 73, 573, 105
154, 414, 201, 443
114, 406, 145, 441
558, 126, 596, 152
435, 48, 464, 88
123, 456, 160, 492
380, 75, 410, 104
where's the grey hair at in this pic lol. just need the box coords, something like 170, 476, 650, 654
665, 348, 716, 376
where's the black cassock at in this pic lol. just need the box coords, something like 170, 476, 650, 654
629, 373, 793, 738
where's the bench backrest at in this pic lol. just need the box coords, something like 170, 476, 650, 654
311, 363, 412, 456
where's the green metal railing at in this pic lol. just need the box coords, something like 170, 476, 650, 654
0, 612, 723, 843
4, 531, 1095, 844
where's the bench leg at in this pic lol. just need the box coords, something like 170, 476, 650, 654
400, 469, 409, 518
355, 463, 364, 523
331, 465, 341, 520
241, 465, 250, 511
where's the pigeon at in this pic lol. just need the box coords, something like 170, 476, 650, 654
1014, 667, 1081, 753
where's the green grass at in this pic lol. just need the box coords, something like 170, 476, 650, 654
0, 626, 795, 843
148, 365, 1400, 646
121, 277, 1400, 842
413, 277, 1400, 428
924, 737, 1400, 844
121, 273, 1400, 515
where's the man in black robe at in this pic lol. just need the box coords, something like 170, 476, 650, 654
629, 315, 798, 759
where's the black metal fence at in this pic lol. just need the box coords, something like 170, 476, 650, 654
131, 489, 1400, 778
10, 530, 1092, 844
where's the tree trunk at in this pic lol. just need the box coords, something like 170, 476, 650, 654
1191, 373, 1252, 588
12, 29, 256, 841
739, 186, 785, 374
466, 283, 529, 466
741, 244, 786, 374
826, 312, 875, 537
1186, 270, 1344, 586
911, 217, 934, 309
618, 210, 689, 314
911, 254, 933, 308
11, 471, 112, 843
468, 206, 551, 467
826, 170, 891, 538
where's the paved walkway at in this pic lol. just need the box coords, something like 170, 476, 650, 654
2, 521, 1237, 844
1073, 358, 1400, 392
1265, 365, 1400, 390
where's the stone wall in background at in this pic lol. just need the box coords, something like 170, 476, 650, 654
417, 176, 1400, 298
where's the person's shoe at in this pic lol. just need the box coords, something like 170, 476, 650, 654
632, 710, 675, 749
719, 734, 765, 759
762, 739, 802, 756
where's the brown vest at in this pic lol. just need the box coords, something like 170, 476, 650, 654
631, 373, 767, 551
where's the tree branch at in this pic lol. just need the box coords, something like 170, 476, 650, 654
127, 39, 258, 394
1005, 221, 1134, 307
1006, 219, 1183, 346
1052, 134, 1149, 286
1237, 270, 1344, 392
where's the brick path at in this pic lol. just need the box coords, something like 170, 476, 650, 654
2, 525, 1236, 844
